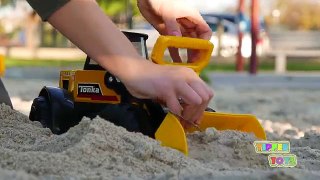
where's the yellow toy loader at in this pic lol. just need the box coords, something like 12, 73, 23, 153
29, 32, 266, 155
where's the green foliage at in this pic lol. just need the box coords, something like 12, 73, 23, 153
5, 58, 84, 68
273, 0, 320, 30
203, 57, 320, 72
96, 0, 140, 17
0, 0, 14, 6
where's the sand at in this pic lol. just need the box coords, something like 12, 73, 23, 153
1, 74, 320, 179
0, 103, 320, 179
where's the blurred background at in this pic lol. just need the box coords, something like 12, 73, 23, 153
1, 0, 320, 73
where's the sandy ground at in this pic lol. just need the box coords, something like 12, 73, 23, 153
1, 72, 320, 179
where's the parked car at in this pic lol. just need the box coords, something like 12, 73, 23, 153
202, 13, 270, 58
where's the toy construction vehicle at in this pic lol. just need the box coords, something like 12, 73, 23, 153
29, 32, 266, 155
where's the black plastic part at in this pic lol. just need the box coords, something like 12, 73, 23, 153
104, 72, 134, 103
205, 107, 216, 112
98, 103, 152, 136
144, 100, 166, 134
84, 31, 148, 70
123, 31, 149, 44
29, 86, 77, 134
97, 101, 165, 138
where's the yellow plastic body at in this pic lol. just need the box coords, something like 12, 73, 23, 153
151, 36, 214, 74
60, 70, 76, 92
153, 36, 266, 155
187, 112, 267, 140
0, 55, 5, 77
155, 112, 267, 155
59, 70, 120, 104
155, 113, 188, 154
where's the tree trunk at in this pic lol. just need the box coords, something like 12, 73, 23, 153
25, 12, 41, 58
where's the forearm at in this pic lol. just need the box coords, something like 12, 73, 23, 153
48, 0, 145, 80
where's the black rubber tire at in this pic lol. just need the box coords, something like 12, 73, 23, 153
30, 87, 77, 135
29, 96, 52, 129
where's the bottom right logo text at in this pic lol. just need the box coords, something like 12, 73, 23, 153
254, 141, 298, 168
268, 154, 297, 167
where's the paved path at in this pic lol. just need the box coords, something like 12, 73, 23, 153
208, 72, 320, 89
5, 67, 320, 89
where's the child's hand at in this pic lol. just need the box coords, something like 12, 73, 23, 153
138, 0, 212, 62
121, 60, 213, 126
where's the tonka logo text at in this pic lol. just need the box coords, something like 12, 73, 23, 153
78, 84, 101, 95
253, 141, 297, 168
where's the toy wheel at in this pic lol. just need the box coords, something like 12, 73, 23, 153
29, 86, 76, 134
29, 95, 53, 129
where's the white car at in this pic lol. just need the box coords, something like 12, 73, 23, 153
204, 14, 270, 58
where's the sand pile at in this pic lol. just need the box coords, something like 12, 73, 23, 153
211, 86, 320, 132
1, 104, 320, 179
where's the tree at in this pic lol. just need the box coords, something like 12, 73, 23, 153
96, 0, 140, 28
269, 0, 320, 30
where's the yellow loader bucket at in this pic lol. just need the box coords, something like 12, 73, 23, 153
0, 54, 5, 77
155, 112, 267, 155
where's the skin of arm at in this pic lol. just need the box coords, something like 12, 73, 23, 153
47, 0, 213, 126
